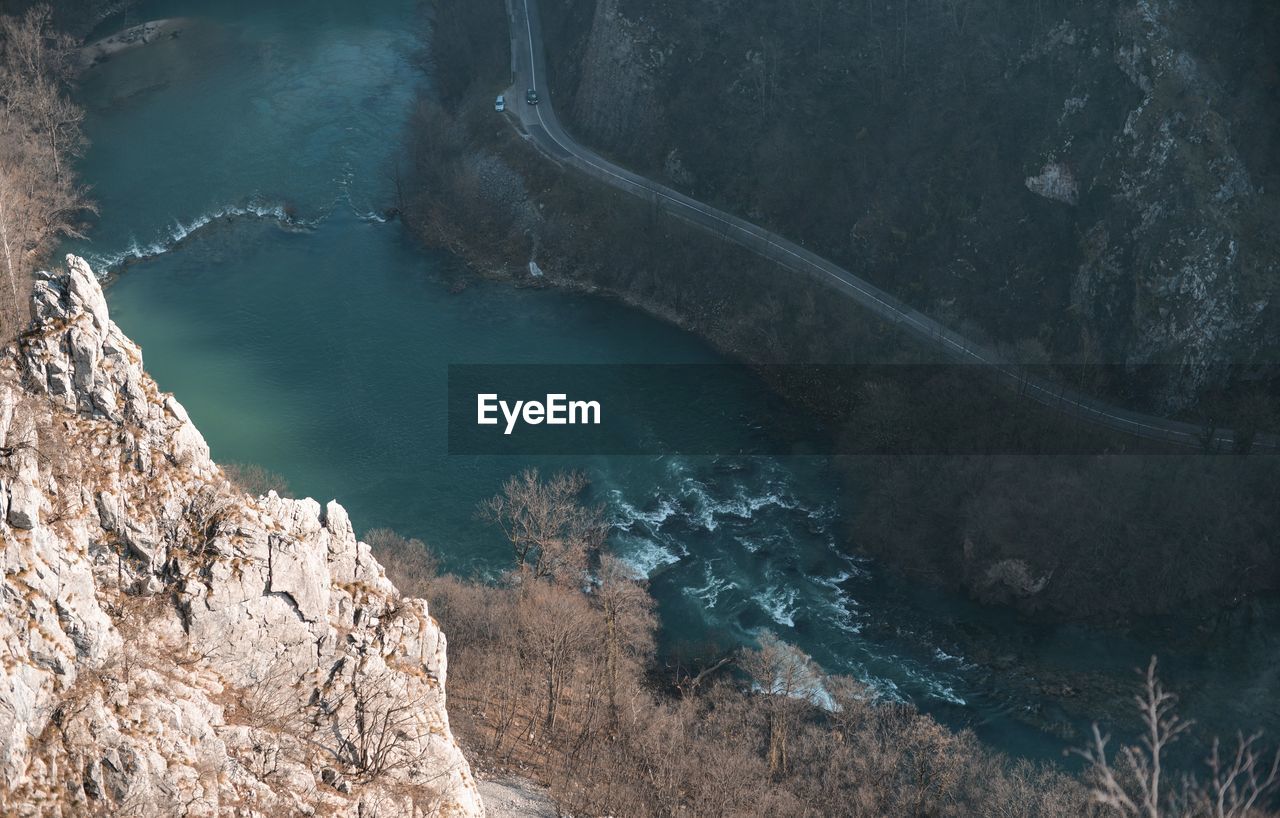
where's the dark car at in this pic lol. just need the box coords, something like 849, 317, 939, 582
525, 88, 539, 105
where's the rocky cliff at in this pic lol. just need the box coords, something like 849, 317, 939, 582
0, 256, 483, 816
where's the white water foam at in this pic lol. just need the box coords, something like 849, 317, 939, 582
613, 532, 681, 578
814, 569, 853, 589
824, 543, 872, 578
336, 161, 392, 223
905, 663, 968, 706
752, 584, 799, 628
85, 201, 321, 273
610, 489, 679, 530
683, 561, 737, 608
682, 479, 807, 532
354, 208, 389, 223
816, 580, 865, 634
609, 468, 973, 712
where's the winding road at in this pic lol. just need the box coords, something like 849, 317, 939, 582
503, 0, 1275, 453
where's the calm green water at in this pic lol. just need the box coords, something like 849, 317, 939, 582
71, 0, 1280, 766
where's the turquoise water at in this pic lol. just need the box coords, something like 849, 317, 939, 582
72, 0, 1280, 766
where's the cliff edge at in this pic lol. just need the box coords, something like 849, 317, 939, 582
0, 256, 483, 816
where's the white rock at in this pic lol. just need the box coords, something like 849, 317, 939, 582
1024, 162, 1079, 205
0, 257, 485, 816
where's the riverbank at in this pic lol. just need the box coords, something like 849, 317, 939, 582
78, 17, 188, 68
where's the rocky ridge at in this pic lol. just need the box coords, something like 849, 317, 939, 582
0, 256, 483, 816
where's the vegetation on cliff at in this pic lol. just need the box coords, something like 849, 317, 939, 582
0, 257, 484, 815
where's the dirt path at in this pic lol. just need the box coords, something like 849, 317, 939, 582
478, 776, 558, 817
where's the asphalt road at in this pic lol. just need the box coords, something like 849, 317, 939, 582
502, 0, 1275, 453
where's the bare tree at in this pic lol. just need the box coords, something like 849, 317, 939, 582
478, 468, 606, 582
1196, 733, 1280, 818
738, 631, 823, 776
1076, 657, 1280, 818
516, 580, 595, 734
593, 554, 655, 718
1076, 657, 1191, 817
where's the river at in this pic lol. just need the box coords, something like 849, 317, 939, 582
70, 0, 1280, 766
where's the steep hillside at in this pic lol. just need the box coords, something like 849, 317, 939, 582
0, 256, 483, 816
539, 0, 1280, 407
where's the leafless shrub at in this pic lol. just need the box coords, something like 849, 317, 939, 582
0, 4, 92, 341
235, 651, 310, 735
1076, 657, 1280, 818
366, 527, 439, 597
184, 481, 239, 550
322, 662, 431, 784
222, 461, 292, 498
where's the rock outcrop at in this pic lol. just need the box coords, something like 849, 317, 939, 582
1067, 0, 1277, 406
0, 256, 483, 816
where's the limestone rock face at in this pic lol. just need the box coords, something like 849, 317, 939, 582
1066, 1, 1276, 407
0, 256, 484, 817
